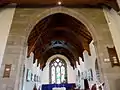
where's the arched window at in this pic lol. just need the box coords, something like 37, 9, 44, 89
49, 57, 67, 84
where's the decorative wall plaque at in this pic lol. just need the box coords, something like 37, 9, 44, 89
107, 47, 120, 67
3, 64, 12, 78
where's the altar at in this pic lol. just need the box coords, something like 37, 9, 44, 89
52, 87, 66, 90
42, 83, 75, 90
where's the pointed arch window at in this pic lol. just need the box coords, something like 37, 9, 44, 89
49, 58, 67, 84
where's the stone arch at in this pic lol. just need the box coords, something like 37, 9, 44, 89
25, 6, 99, 43
46, 54, 70, 65
24, 6, 104, 83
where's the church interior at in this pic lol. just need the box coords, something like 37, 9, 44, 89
0, 0, 120, 90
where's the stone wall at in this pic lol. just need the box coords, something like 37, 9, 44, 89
103, 7, 120, 90
0, 6, 119, 90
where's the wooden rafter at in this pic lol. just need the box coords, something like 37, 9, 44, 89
27, 13, 92, 69
6, 0, 119, 12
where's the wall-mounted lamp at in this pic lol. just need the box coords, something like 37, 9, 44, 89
104, 58, 110, 62
3, 64, 12, 78
107, 47, 120, 67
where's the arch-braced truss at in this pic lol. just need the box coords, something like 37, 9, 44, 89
27, 13, 92, 69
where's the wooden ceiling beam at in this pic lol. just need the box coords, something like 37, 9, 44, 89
66, 18, 92, 40
27, 13, 93, 69
6, 0, 119, 11
6, 0, 114, 5
42, 47, 79, 68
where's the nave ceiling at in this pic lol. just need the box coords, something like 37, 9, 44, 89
0, 0, 119, 11
27, 13, 92, 69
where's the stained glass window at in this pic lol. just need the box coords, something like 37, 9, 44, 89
50, 58, 67, 84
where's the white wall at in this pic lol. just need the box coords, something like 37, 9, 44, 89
41, 54, 76, 84
117, 0, 120, 8
76, 41, 97, 89
76, 57, 85, 89
0, 6, 16, 68
23, 53, 41, 90
103, 8, 120, 61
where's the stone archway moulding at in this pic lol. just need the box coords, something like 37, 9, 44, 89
46, 54, 70, 65
25, 6, 99, 43
23, 6, 104, 81
24, 7, 103, 78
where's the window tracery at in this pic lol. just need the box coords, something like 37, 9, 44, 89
50, 58, 67, 84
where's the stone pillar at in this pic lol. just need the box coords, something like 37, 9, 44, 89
93, 40, 112, 90
18, 46, 27, 90
14, 45, 27, 90
93, 40, 105, 83
0, 33, 26, 90
0, 6, 16, 68
93, 40, 120, 90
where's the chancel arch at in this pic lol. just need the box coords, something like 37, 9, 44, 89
27, 12, 94, 69
26, 9, 106, 85
25, 7, 115, 89
25, 7, 98, 42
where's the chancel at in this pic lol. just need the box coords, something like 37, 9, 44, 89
0, 0, 120, 90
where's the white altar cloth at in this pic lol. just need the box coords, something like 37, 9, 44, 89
52, 87, 66, 90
